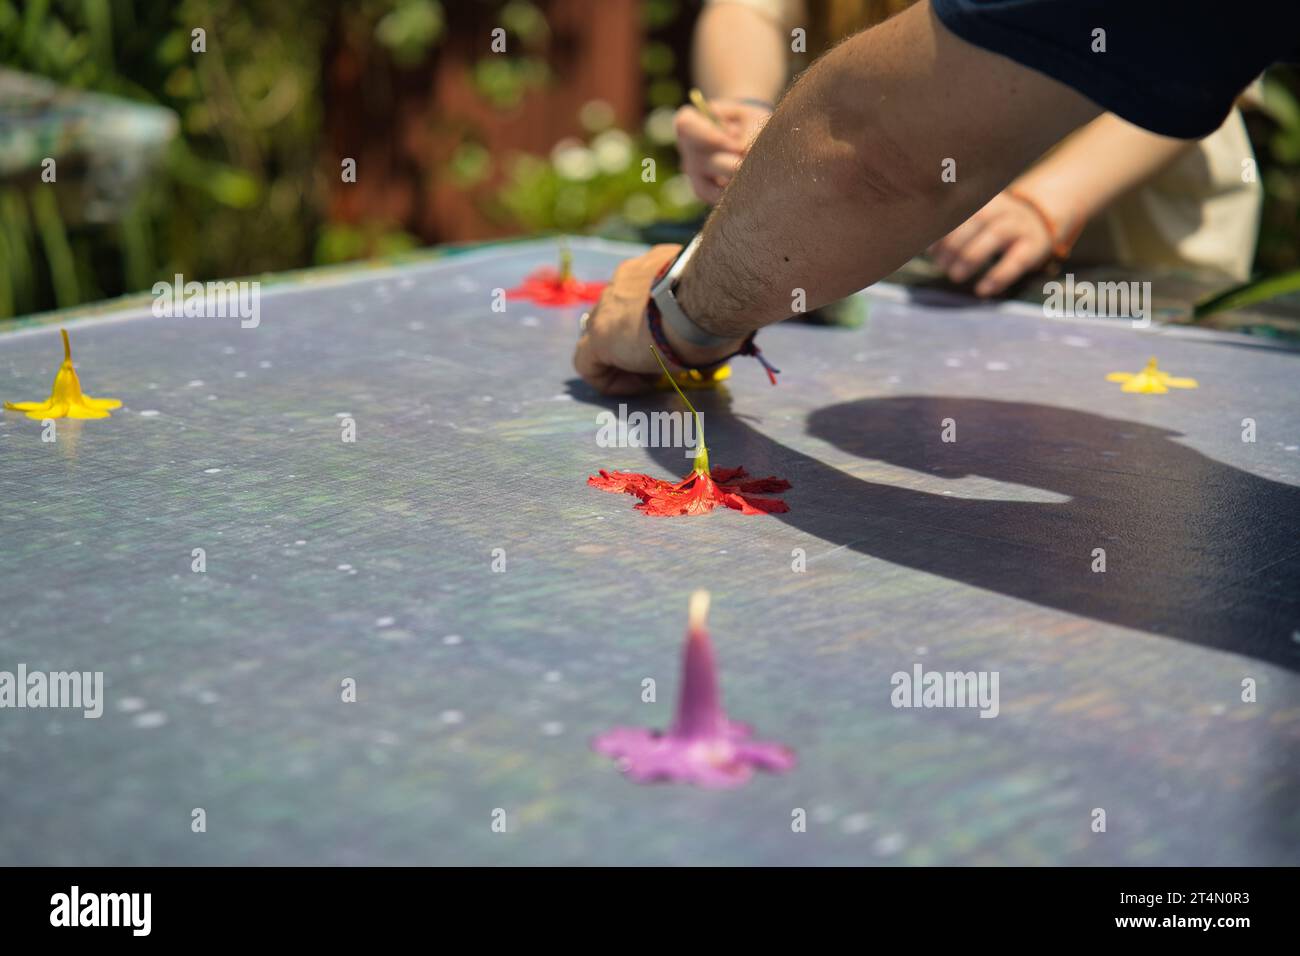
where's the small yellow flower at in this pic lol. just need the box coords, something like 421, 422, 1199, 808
656, 363, 731, 392
4, 329, 122, 420
1105, 357, 1198, 394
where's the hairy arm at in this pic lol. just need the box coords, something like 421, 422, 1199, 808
574, 0, 1105, 394
677, 1, 1101, 342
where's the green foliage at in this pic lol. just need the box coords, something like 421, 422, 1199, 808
1195, 269, 1300, 319
1254, 68, 1300, 276
0, 0, 690, 321
1, 0, 331, 317
374, 0, 444, 66
0, 0, 426, 319
489, 107, 701, 234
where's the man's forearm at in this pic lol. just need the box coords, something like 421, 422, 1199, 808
675, 0, 1101, 340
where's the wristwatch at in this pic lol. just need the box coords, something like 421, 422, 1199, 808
649, 234, 734, 349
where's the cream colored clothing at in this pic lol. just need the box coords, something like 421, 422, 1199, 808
1076, 108, 1260, 280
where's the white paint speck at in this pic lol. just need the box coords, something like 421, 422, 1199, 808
117, 697, 147, 713
541, 721, 564, 736
186, 379, 204, 387
521, 315, 540, 327
337, 564, 353, 572
1062, 336, 1091, 348
440, 710, 464, 725
375, 616, 395, 628
985, 361, 1009, 371
258, 360, 273, 369
842, 813, 873, 834
544, 670, 562, 683
133, 711, 168, 729
203, 467, 222, 474
139, 410, 160, 417
874, 832, 906, 856
944, 358, 962, 368
443, 634, 463, 646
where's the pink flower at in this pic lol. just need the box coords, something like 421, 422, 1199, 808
593, 592, 795, 788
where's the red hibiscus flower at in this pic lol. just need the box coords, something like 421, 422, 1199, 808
589, 466, 790, 516
506, 245, 605, 306
588, 347, 792, 517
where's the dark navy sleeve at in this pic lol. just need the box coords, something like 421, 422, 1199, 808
931, 0, 1300, 138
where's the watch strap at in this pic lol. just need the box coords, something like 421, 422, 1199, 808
650, 235, 736, 349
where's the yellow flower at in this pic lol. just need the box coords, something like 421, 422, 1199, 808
655, 363, 731, 392
1105, 357, 1198, 394
4, 329, 122, 420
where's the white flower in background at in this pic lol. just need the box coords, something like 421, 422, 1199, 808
592, 129, 633, 174
664, 173, 697, 207
644, 106, 677, 146
579, 99, 615, 132
551, 138, 597, 181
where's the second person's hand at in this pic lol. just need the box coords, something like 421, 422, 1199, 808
674, 99, 772, 204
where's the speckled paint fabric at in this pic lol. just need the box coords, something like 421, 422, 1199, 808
1, 239, 1296, 864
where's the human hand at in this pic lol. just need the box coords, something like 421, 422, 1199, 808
928, 191, 1059, 297
674, 100, 771, 204
573, 245, 742, 396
